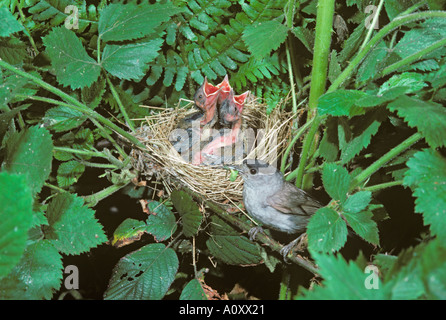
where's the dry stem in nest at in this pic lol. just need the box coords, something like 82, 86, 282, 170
130, 96, 294, 203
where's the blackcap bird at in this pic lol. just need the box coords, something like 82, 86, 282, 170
233, 159, 322, 259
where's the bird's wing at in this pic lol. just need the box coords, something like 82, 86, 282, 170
266, 182, 322, 216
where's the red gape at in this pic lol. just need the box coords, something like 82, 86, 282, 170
193, 77, 221, 126
193, 88, 249, 165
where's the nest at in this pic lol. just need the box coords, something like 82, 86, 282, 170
130, 96, 294, 203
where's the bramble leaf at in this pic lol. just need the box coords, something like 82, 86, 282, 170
307, 207, 348, 253
322, 163, 351, 204
45, 193, 107, 255
101, 39, 163, 81
104, 243, 179, 300
242, 20, 288, 59
43, 27, 101, 89
0, 173, 33, 280
403, 149, 446, 243
180, 279, 207, 300
111, 218, 148, 248
98, 2, 183, 42
145, 201, 177, 242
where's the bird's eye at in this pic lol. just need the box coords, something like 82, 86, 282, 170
198, 94, 203, 99
250, 168, 257, 175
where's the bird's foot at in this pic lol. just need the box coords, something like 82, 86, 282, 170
280, 233, 307, 262
248, 226, 264, 241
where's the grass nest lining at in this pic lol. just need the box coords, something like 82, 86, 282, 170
130, 96, 294, 204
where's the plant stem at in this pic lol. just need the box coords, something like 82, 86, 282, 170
106, 75, 135, 131
350, 132, 422, 190
363, 180, 404, 192
17, 4, 39, 54
381, 37, 446, 77
0, 59, 145, 149
279, 268, 291, 300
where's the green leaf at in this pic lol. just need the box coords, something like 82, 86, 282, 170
145, 201, 178, 242
0, 240, 63, 300
343, 191, 372, 214
171, 190, 202, 237
3, 126, 53, 197
43, 106, 87, 132
403, 149, 446, 243
101, 39, 163, 81
307, 207, 348, 253
299, 252, 387, 299
206, 216, 262, 265
43, 26, 101, 89
45, 193, 107, 255
81, 78, 106, 110
0, 173, 33, 280
328, 50, 341, 84
343, 210, 379, 245
104, 243, 179, 300
322, 163, 351, 204
318, 90, 368, 116
242, 20, 289, 59
180, 279, 207, 300
56, 160, 85, 188
98, 2, 183, 42
357, 41, 388, 83
111, 218, 147, 248
0, 7, 24, 37
387, 95, 446, 148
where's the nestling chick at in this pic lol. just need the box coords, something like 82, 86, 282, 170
235, 159, 322, 259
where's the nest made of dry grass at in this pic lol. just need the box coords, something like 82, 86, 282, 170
130, 96, 294, 203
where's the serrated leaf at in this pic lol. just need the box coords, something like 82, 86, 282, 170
0, 7, 24, 37
328, 50, 341, 84
388, 95, 446, 148
56, 160, 85, 188
45, 193, 107, 255
171, 190, 202, 237
101, 39, 163, 81
43, 106, 86, 132
0, 240, 63, 300
403, 149, 446, 243
81, 78, 106, 109
242, 20, 288, 59
292, 26, 314, 53
299, 252, 387, 299
206, 216, 262, 265
307, 207, 348, 253
111, 218, 147, 248
0, 173, 33, 280
180, 279, 207, 300
3, 126, 53, 197
357, 40, 388, 83
104, 243, 179, 300
343, 210, 379, 245
145, 201, 177, 242
43, 26, 101, 89
0, 38, 27, 65
343, 191, 372, 214
318, 90, 368, 116
98, 2, 183, 42
322, 163, 351, 204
